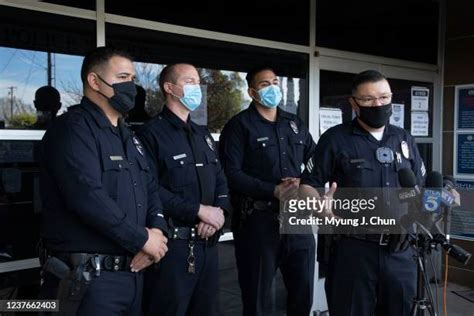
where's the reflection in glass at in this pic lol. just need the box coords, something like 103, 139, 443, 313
0, 47, 83, 130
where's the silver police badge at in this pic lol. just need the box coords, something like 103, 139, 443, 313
401, 141, 410, 159
133, 136, 145, 156
290, 121, 299, 134
205, 135, 215, 151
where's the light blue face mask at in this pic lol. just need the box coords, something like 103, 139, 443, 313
257, 84, 282, 108
178, 84, 202, 111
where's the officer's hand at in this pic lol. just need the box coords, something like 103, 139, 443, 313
281, 177, 301, 187
142, 228, 168, 263
130, 250, 155, 272
197, 222, 217, 239
198, 205, 225, 230
320, 182, 338, 218
275, 179, 300, 201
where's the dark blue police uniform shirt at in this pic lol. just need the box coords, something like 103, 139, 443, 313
137, 106, 230, 227
40, 97, 167, 255
301, 119, 426, 218
219, 103, 316, 199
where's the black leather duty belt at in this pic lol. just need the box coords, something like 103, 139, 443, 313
51, 252, 133, 272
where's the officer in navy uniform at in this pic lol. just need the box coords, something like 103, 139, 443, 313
299, 70, 426, 316
138, 63, 229, 316
219, 66, 317, 316
39, 47, 168, 315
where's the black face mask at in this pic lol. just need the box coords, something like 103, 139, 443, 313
96, 74, 137, 115
357, 103, 392, 129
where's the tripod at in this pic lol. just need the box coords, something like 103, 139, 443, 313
410, 227, 437, 316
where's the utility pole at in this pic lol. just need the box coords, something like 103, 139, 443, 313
47, 52, 56, 86
7, 86, 17, 117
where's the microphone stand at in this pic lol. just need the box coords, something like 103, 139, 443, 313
410, 222, 437, 316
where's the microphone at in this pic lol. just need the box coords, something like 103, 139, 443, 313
397, 168, 440, 231
397, 168, 425, 233
398, 170, 471, 265
422, 171, 443, 215
398, 168, 422, 205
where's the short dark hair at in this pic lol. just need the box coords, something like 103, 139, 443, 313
245, 66, 276, 88
80, 46, 133, 84
158, 64, 179, 95
351, 70, 387, 94
158, 63, 196, 95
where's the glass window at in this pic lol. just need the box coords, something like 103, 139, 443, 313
105, 1, 309, 45
316, 1, 439, 64
0, 6, 95, 130
0, 48, 84, 129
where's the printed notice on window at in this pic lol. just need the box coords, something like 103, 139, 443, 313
411, 86, 430, 111
411, 111, 429, 136
320, 107, 342, 135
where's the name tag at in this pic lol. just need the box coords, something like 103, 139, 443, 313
110, 156, 123, 161
173, 153, 187, 160
257, 137, 269, 142
350, 158, 366, 164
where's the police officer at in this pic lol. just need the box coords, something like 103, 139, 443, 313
32, 85, 62, 130
138, 63, 229, 316
127, 84, 150, 131
299, 70, 426, 316
219, 66, 317, 316
39, 47, 168, 315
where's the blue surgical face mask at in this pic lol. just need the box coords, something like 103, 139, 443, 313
175, 84, 202, 111
256, 84, 282, 108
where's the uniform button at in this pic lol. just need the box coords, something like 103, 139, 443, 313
114, 258, 120, 264
118, 164, 122, 169
386, 182, 390, 186
114, 265, 119, 271
180, 161, 184, 165
133, 181, 137, 186
262, 143, 266, 147
282, 152, 286, 155
138, 203, 142, 208
129, 161, 134, 165
283, 167, 287, 170
280, 137, 284, 140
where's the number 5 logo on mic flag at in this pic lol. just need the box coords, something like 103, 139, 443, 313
423, 189, 442, 214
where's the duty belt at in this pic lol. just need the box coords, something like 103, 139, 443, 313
171, 227, 201, 240
344, 228, 391, 246
51, 252, 133, 272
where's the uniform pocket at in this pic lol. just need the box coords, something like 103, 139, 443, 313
101, 157, 128, 199
164, 155, 195, 188
341, 158, 374, 187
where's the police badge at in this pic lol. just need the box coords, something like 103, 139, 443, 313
133, 136, 145, 156
290, 121, 299, 134
205, 135, 215, 151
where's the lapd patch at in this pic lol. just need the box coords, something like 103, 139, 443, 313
290, 121, 299, 134
401, 141, 410, 159
133, 136, 145, 156
205, 135, 215, 151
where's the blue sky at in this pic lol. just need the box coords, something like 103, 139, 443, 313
0, 47, 83, 110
